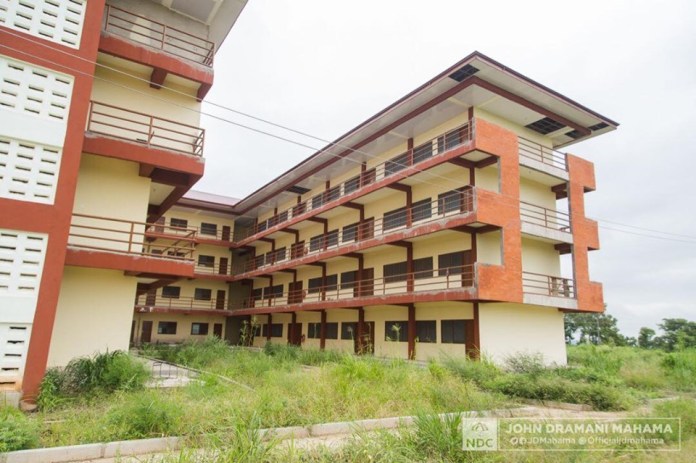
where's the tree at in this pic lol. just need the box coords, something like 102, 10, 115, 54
657, 318, 696, 351
564, 311, 628, 345
638, 327, 656, 349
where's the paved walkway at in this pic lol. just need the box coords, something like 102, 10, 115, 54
140, 358, 198, 389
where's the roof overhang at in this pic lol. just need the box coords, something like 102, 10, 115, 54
151, 0, 248, 52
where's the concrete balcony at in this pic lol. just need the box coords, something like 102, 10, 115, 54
520, 201, 573, 243
65, 213, 196, 278
234, 120, 483, 245
134, 295, 230, 317
99, 4, 214, 99
522, 271, 577, 310
518, 137, 569, 183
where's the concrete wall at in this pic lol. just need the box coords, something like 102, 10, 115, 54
478, 302, 566, 366
48, 267, 137, 366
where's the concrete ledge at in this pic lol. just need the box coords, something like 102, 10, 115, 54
3, 444, 103, 463
259, 426, 309, 440
102, 437, 180, 458
0, 406, 539, 462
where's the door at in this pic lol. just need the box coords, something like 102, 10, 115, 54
216, 290, 226, 310
140, 321, 153, 344
359, 218, 375, 241
461, 250, 474, 287
354, 321, 375, 354
287, 323, 302, 346
221, 225, 231, 241
219, 257, 228, 275
291, 241, 305, 259
145, 288, 156, 306
213, 323, 223, 338
288, 281, 303, 304
130, 320, 136, 344
358, 268, 374, 296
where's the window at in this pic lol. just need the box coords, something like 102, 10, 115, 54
194, 288, 212, 300
170, 218, 188, 229
344, 175, 360, 194
326, 230, 339, 248
413, 141, 433, 164
157, 322, 177, 335
342, 222, 359, 243
438, 251, 466, 276
414, 257, 434, 279
200, 222, 217, 236
361, 168, 376, 186
262, 323, 283, 337
309, 234, 324, 252
274, 247, 287, 262
324, 186, 340, 202
441, 320, 466, 344
385, 152, 409, 176
341, 270, 358, 289
416, 321, 436, 343
325, 274, 338, 292
161, 286, 180, 298
265, 284, 283, 299
252, 325, 261, 336
325, 323, 339, 339
311, 194, 324, 209
438, 189, 471, 214
309, 322, 339, 339
257, 219, 268, 232
384, 261, 407, 283
308, 323, 321, 339
198, 255, 215, 268
383, 206, 407, 230
385, 321, 408, 342
411, 198, 432, 222
191, 323, 209, 335
251, 288, 263, 301
341, 322, 358, 340
308, 277, 323, 294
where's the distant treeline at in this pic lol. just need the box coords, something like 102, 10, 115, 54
565, 312, 696, 351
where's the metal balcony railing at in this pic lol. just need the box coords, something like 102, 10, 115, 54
135, 295, 227, 311
236, 120, 475, 241
522, 272, 575, 298
238, 264, 475, 310
87, 101, 205, 156
242, 187, 476, 273
103, 4, 215, 66
520, 201, 571, 232
518, 137, 568, 171
69, 213, 196, 260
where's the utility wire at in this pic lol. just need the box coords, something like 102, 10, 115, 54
1, 35, 688, 245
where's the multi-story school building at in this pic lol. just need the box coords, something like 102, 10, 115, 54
0, 0, 617, 401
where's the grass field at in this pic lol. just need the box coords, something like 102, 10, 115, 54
1, 339, 695, 461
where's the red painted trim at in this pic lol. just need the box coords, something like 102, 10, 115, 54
83, 135, 205, 177
99, 32, 214, 97
133, 307, 232, 317
10, 0, 107, 400
65, 249, 195, 278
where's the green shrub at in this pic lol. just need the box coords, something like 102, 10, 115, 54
441, 355, 500, 386
37, 351, 148, 404
504, 352, 546, 376
488, 374, 635, 410
652, 398, 696, 440
262, 342, 300, 361
409, 412, 462, 460
662, 350, 696, 391
106, 392, 182, 439
0, 407, 38, 452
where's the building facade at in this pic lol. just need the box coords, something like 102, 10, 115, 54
0, 1, 617, 402
0, 0, 247, 402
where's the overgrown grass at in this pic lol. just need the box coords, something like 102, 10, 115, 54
0, 407, 39, 452
15, 342, 696, 453
37, 351, 149, 410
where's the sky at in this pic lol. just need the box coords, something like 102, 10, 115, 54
196, 0, 696, 337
